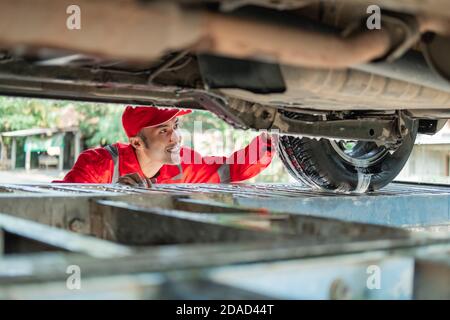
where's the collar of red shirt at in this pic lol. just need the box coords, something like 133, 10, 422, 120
115, 142, 183, 183
116, 142, 147, 179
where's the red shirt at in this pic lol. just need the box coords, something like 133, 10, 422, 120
58, 134, 273, 184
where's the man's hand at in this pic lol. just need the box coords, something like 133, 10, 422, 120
116, 173, 152, 188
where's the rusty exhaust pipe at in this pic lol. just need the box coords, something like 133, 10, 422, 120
0, 0, 448, 69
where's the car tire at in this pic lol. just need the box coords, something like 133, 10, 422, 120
277, 122, 418, 192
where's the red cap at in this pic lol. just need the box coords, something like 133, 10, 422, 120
122, 105, 192, 137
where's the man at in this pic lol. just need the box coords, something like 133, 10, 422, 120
58, 105, 274, 187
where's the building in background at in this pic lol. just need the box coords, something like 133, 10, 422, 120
0, 127, 81, 171
397, 121, 450, 184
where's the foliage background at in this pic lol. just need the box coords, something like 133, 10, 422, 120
0, 97, 293, 183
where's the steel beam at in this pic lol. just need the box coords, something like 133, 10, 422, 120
0, 213, 132, 257
0, 181, 448, 299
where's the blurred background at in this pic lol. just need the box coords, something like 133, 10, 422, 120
0, 96, 293, 183
0, 96, 448, 185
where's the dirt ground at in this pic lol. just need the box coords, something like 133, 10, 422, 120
0, 169, 67, 183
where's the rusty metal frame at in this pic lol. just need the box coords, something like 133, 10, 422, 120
0, 181, 449, 299
1, 0, 449, 68
0, 0, 397, 68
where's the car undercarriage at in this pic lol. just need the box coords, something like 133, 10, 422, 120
1, 0, 450, 191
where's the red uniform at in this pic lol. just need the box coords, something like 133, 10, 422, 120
58, 134, 273, 184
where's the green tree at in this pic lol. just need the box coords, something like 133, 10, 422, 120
0, 97, 292, 182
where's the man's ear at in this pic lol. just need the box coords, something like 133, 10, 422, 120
129, 136, 143, 150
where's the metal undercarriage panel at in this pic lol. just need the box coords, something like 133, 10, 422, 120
222, 65, 450, 111
1, 0, 450, 115
0, 181, 449, 299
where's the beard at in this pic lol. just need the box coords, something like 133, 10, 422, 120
167, 150, 181, 164
160, 143, 181, 165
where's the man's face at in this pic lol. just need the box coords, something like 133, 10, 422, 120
134, 117, 182, 165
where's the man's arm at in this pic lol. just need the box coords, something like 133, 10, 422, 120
53, 148, 113, 183
182, 133, 274, 183
222, 132, 274, 182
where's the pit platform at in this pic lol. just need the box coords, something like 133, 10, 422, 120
0, 181, 449, 299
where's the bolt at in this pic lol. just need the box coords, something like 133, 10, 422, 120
68, 218, 85, 233
329, 278, 352, 300
261, 110, 271, 119
400, 125, 408, 135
